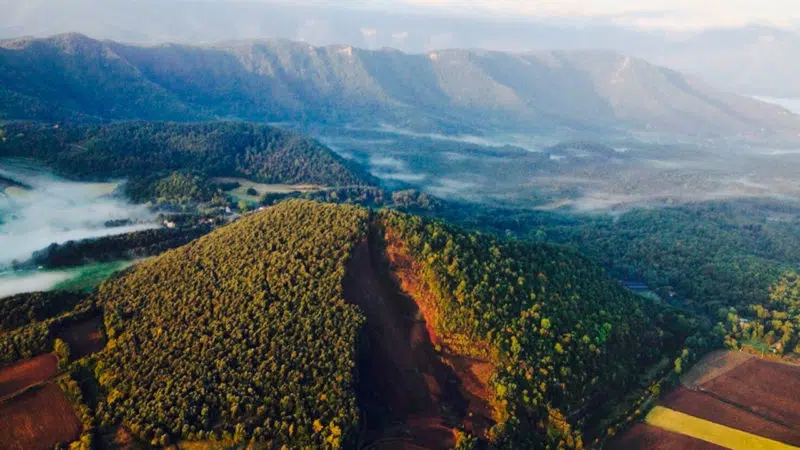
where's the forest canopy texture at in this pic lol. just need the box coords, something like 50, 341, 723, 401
0, 121, 372, 188
92, 200, 369, 447
57, 200, 697, 449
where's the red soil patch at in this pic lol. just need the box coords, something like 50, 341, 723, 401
384, 230, 495, 435
56, 315, 105, 359
0, 354, 58, 399
605, 423, 726, 450
699, 358, 800, 428
0, 383, 82, 450
662, 386, 800, 445
344, 234, 494, 449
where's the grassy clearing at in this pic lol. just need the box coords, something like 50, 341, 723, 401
53, 260, 135, 292
645, 406, 798, 450
741, 339, 775, 354
213, 177, 321, 203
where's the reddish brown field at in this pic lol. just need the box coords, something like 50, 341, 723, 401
680, 349, 753, 388
605, 423, 726, 450
57, 315, 105, 359
0, 354, 58, 399
0, 383, 81, 450
662, 386, 800, 445
608, 352, 800, 449
700, 358, 800, 428
345, 236, 494, 449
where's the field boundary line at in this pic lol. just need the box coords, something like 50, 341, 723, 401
695, 387, 795, 429
646, 406, 799, 450
0, 379, 58, 405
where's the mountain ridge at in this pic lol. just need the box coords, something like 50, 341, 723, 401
2, 33, 798, 137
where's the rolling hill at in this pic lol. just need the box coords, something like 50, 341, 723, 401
0, 121, 373, 195
70, 199, 701, 448
1, 33, 798, 136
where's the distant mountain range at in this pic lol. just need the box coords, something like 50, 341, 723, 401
1, 33, 798, 136
4, 1, 800, 99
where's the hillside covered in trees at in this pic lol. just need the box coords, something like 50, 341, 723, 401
377, 210, 710, 448
17, 200, 697, 449
0, 121, 373, 205
92, 201, 368, 447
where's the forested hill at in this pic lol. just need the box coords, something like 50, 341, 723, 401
93, 200, 370, 447
0, 121, 372, 186
79, 200, 705, 448
2, 33, 799, 135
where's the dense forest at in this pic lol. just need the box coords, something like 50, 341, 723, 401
29, 225, 213, 268
0, 291, 94, 364
414, 199, 800, 319
92, 200, 369, 447
0, 122, 374, 203
735, 272, 800, 354
0, 196, 728, 449
0, 291, 86, 334
378, 210, 714, 448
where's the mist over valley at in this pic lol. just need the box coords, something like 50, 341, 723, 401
4, 3, 800, 450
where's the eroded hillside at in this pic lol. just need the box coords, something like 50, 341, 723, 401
0, 200, 704, 449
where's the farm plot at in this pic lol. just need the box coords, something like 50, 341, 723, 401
0, 383, 81, 450
662, 387, 800, 446
0, 354, 58, 399
605, 423, 726, 450
645, 406, 797, 450
607, 352, 800, 450
700, 358, 800, 428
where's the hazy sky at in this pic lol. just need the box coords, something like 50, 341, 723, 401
271, 0, 800, 30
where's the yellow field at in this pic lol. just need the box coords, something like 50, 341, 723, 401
645, 406, 799, 450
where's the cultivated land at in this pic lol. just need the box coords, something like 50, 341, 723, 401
680, 350, 754, 388
0, 354, 58, 399
700, 358, 800, 427
606, 423, 726, 450
661, 387, 800, 445
645, 406, 796, 450
608, 351, 800, 449
0, 383, 82, 450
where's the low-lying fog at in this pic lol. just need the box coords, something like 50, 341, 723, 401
0, 271, 74, 298
318, 127, 800, 213
0, 159, 156, 269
